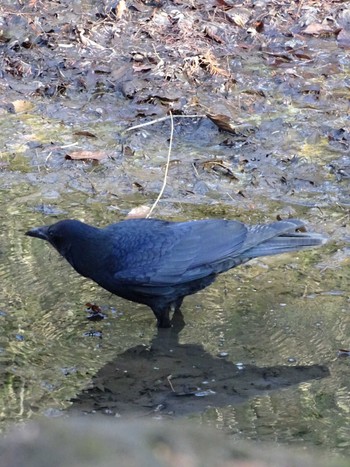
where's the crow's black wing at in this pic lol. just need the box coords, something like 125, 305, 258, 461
113, 219, 248, 286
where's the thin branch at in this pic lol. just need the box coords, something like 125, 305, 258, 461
124, 113, 206, 133
146, 111, 174, 218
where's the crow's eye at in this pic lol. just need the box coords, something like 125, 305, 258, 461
48, 229, 54, 238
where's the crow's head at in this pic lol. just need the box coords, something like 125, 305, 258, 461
26, 219, 93, 257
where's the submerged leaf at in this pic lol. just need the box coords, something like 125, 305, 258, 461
65, 150, 108, 161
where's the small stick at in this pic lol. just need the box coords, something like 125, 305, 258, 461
147, 111, 174, 218
167, 374, 175, 392
124, 114, 206, 133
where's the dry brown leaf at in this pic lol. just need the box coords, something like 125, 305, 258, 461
303, 23, 335, 36
337, 28, 350, 49
215, 0, 232, 10
254, 20, 264, 33
116, 0, 127, 19
10, 100, 34, 113
65, 150, 108, 161
201, 52, 231, 77
132, 64, 153, 73
126, 205, 151, 219
201, 159, 238, 180
207, 113, 236, 133
205, 26, 224, 44
225, 8, 250, 27
293, 51, 312, 60
73, 131, 97, 138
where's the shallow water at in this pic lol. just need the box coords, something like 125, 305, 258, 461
1, 184, 350, 457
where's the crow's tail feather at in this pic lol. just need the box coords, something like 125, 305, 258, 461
242, 231, 326, 259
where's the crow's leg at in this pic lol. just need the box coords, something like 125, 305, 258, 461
151, 304, 171, 328
170, 297, 185, 330
172, 297, 184, 314
152, 297, 185, 328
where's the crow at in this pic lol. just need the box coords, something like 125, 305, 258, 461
26, 218, 326, 328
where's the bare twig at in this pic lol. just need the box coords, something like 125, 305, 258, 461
167, 375, 175, 392
124, 114, 205, 133
146, 111, 174, 218
125, 113, 205, 217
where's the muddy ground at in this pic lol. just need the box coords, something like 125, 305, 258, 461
1, 0, 350, 222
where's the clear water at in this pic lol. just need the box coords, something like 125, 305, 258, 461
0, 183, 349, 458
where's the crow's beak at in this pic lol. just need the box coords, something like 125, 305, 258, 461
25, 226, 50, 240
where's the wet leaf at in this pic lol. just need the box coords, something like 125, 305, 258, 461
205, 26, 224, 44
126, 205, 151, 219
215, 0, 233, 10
85, 302, 106, 321
132, 64, 153, 73
10, 100, 34, 113
123, 146, 135, 157
206, 113, 236, 133
225, 8, 251, 27
200, 52, 231, 77
65, 151, 109, 161
116, 0, 127, 19
199, 159, 239, 180
338, 349, 350, 357
132, 181, 144, 191
303, 23, 335, 36
254, 20, 264, 33
110, 64, 133, 82
337, 28, 350, 49
83, 330, 103, 338
87, 312, 106, 321
73, 131, 97, 138
293, 51, 312, 60
85, 303, 102, 313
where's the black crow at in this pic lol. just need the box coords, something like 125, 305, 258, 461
26, 218, 326, 327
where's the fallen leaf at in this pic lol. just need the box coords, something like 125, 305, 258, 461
215, 0, 232, 10
254, 20, 264, 33
65, 150, 108, 161
116, 0, 127, 19
338, 349, 350, 357
85, 303, 106, 321
85, 303, 102, 313
337, 28, 350, 49
10, 100, 34, 113
132, 64, 153, 73
123, 146, 135, 157
303, 23, 335, 36
207, 113, 236, 133
73, 131, 97, 138
292, 51, 312, 60
225, 8, 250, 27
205, 26, 224, 44
126, 205, 151, 219
201, 158, 239, 180
132, 181, 144, 191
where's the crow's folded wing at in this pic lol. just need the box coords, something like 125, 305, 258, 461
114, 219, 248, 286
